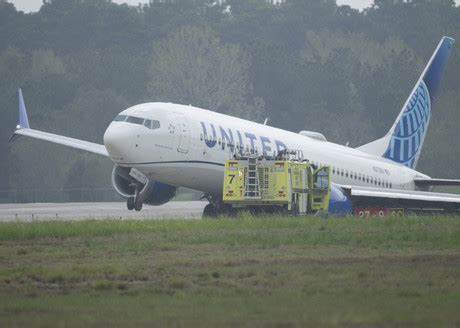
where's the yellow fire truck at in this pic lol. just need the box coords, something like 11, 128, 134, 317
222, 150, 330, 215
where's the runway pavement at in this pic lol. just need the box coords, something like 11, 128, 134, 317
0, 201, 207, 221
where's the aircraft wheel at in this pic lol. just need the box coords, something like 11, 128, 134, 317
127, 197, 135, 211
134, 198, 143, 212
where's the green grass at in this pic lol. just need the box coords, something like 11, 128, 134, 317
0, 215, 459, 327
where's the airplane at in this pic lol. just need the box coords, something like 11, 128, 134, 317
10, 36, 460, 216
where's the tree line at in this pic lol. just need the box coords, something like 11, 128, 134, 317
0, 0, 459, 201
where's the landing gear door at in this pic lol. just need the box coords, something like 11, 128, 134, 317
174, 113, 190, 154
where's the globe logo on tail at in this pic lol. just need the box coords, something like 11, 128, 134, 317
383, 80, 431, 169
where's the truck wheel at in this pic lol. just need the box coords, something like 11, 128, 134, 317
203, 204, 218, 218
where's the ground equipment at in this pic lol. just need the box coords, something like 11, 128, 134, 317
222, 150, 330, 215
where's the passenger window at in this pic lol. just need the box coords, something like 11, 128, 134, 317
345, 170, 349, 178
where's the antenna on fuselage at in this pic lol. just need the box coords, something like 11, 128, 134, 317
263, 117, 269, 125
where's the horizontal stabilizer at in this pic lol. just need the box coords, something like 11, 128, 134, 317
414, 178, 460, 187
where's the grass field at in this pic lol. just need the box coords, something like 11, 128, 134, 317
0, 215, 459, 327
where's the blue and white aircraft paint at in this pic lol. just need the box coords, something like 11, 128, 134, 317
11, 37, 460, 214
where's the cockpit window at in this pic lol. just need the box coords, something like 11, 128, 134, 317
151, 120, 160, 130
114, 115, 161, 130
126, 116, 145, 125
143, 119, 161, 130
113, 114, 127, 122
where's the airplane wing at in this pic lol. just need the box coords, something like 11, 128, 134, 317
341, 185, 460, 213
9, 89, 109, 157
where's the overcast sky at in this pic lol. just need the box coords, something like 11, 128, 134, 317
7, 0, 459, 13
9, 0, 382, 13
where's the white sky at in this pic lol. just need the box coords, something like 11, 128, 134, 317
7, 0, 459, 12
7, 0, 387, 13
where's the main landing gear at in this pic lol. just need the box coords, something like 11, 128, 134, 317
127, 182, 143, 211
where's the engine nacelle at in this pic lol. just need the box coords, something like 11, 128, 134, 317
111, 166, 177, 206
328, 184, 353, 215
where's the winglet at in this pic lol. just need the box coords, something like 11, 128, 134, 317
9, 88, 30, 143
17, 88, 30, 129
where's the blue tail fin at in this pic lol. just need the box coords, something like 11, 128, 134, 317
358, 37, 455, 169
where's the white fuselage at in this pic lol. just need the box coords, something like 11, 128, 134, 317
103, 102, 429, 195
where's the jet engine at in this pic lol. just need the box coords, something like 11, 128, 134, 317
111, 166, 177, 206
328, 184, 353, 215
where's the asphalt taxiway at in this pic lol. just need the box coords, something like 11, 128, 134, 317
0, 201, 207, 221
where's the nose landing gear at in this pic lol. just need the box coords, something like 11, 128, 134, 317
127, 197, 135, 210
125, 168, 149, 212
126, 182, 143, 211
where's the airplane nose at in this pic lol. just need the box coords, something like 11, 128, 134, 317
103, 123, 134, 161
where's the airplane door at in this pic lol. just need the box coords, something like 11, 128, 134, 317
174, 113, 190, 154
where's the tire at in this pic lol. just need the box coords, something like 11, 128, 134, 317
203, 204, 217, 218
134, 199, 143, 211
127, 197, 135, 211
222, 204, 237, 217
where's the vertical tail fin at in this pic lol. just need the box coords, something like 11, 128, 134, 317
357, 37, 455, 169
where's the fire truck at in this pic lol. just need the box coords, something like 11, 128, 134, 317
222, 150, 330, 215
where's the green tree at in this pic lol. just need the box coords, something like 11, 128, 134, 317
147, 26, 264, 120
